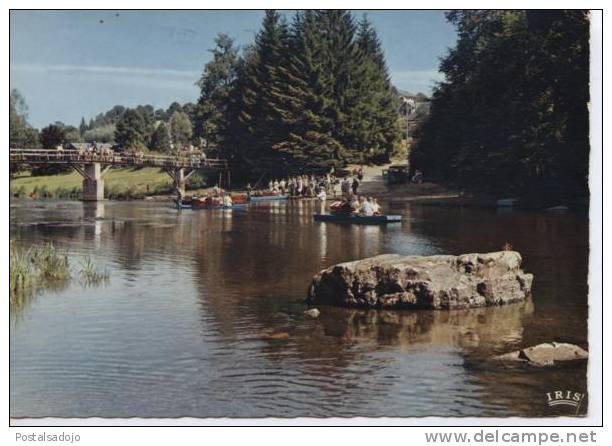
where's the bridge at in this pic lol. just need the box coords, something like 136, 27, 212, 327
9, 149, 229, 201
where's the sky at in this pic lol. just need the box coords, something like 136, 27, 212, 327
9, 10, 457, 129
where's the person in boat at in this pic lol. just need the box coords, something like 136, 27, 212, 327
222, 194, 233, 207
330, 196, 350, 215
273, 179, 280, 193
351, 196, 361, 214
204, 192, 213, 206
212, 184, 221, 196
280, 178, 286, 194
372, 197, 382, 215
359, 196, 375, 216
246, 183, 252, 200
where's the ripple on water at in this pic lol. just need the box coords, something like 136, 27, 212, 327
10, 200, 589, 418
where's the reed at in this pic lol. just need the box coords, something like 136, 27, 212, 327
78, 256, 110, 286
10, 243, 110, 308
9, 245, 34, 297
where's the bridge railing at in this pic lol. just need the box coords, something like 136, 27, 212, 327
9, 149, 228, 170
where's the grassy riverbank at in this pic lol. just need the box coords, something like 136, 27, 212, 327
10, 168, 208, 200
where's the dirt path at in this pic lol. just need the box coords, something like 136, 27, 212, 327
346, 163, 462, 203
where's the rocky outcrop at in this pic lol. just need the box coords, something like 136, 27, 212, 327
306, 251, 533, 310
494, 342, 588, 367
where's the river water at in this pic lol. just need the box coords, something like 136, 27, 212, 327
9, 199, 589, 418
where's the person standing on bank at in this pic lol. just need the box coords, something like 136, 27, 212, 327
352, 176, 360, 195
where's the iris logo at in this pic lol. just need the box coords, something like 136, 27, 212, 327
546, 390, 585, 413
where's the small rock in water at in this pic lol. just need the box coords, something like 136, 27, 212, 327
494, 342, 588, 367
304, 308, 320, 318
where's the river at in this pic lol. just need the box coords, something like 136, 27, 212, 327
9, 199, 589, 418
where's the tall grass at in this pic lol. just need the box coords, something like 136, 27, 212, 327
78, 256, 110, 286
10, 242, 109, 310
31, 243, 70, 280
9, 245, 34, 297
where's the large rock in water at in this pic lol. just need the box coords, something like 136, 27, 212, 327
307, 251, 533, 310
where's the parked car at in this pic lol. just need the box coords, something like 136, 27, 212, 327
382, 164, 410, 185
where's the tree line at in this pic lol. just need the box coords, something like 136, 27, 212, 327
10, 95, 199, 152
410, 10, 590, 201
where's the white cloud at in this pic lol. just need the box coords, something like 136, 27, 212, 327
10, 63, 200, 79
10, 63, 200, 94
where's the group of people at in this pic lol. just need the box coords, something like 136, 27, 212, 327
247, 173, 338, 199
186, 185, 235, 207
340, 175, 361, 197
330, 166, 385, 216
330, 195, 383, 216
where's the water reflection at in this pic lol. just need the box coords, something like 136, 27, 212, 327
314, 302, 533, 354
9, 199, 589, 418
82, 201, 105, 248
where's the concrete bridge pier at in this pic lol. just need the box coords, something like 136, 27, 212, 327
82, 163, 104, 201
82, 163, 105, 201
72, 163, 110, 201
175, 167, 186, 199
166, 167, 197, 200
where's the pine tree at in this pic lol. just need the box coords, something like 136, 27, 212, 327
272, 10, 344, 173
219, 10, 402, 178
234, 10, 292, 175
352, 16, 400, 162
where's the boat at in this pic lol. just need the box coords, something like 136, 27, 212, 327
248, 194, 289, 202
175, 202, 192, 209
191, 196, 247, 210
313, 213, 402, 224
175, 195, 248, 210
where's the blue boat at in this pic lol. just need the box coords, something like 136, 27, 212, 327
249, 194, 289, 202
313, 213, 402, 224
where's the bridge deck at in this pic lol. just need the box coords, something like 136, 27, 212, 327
9, 149, 228, 171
